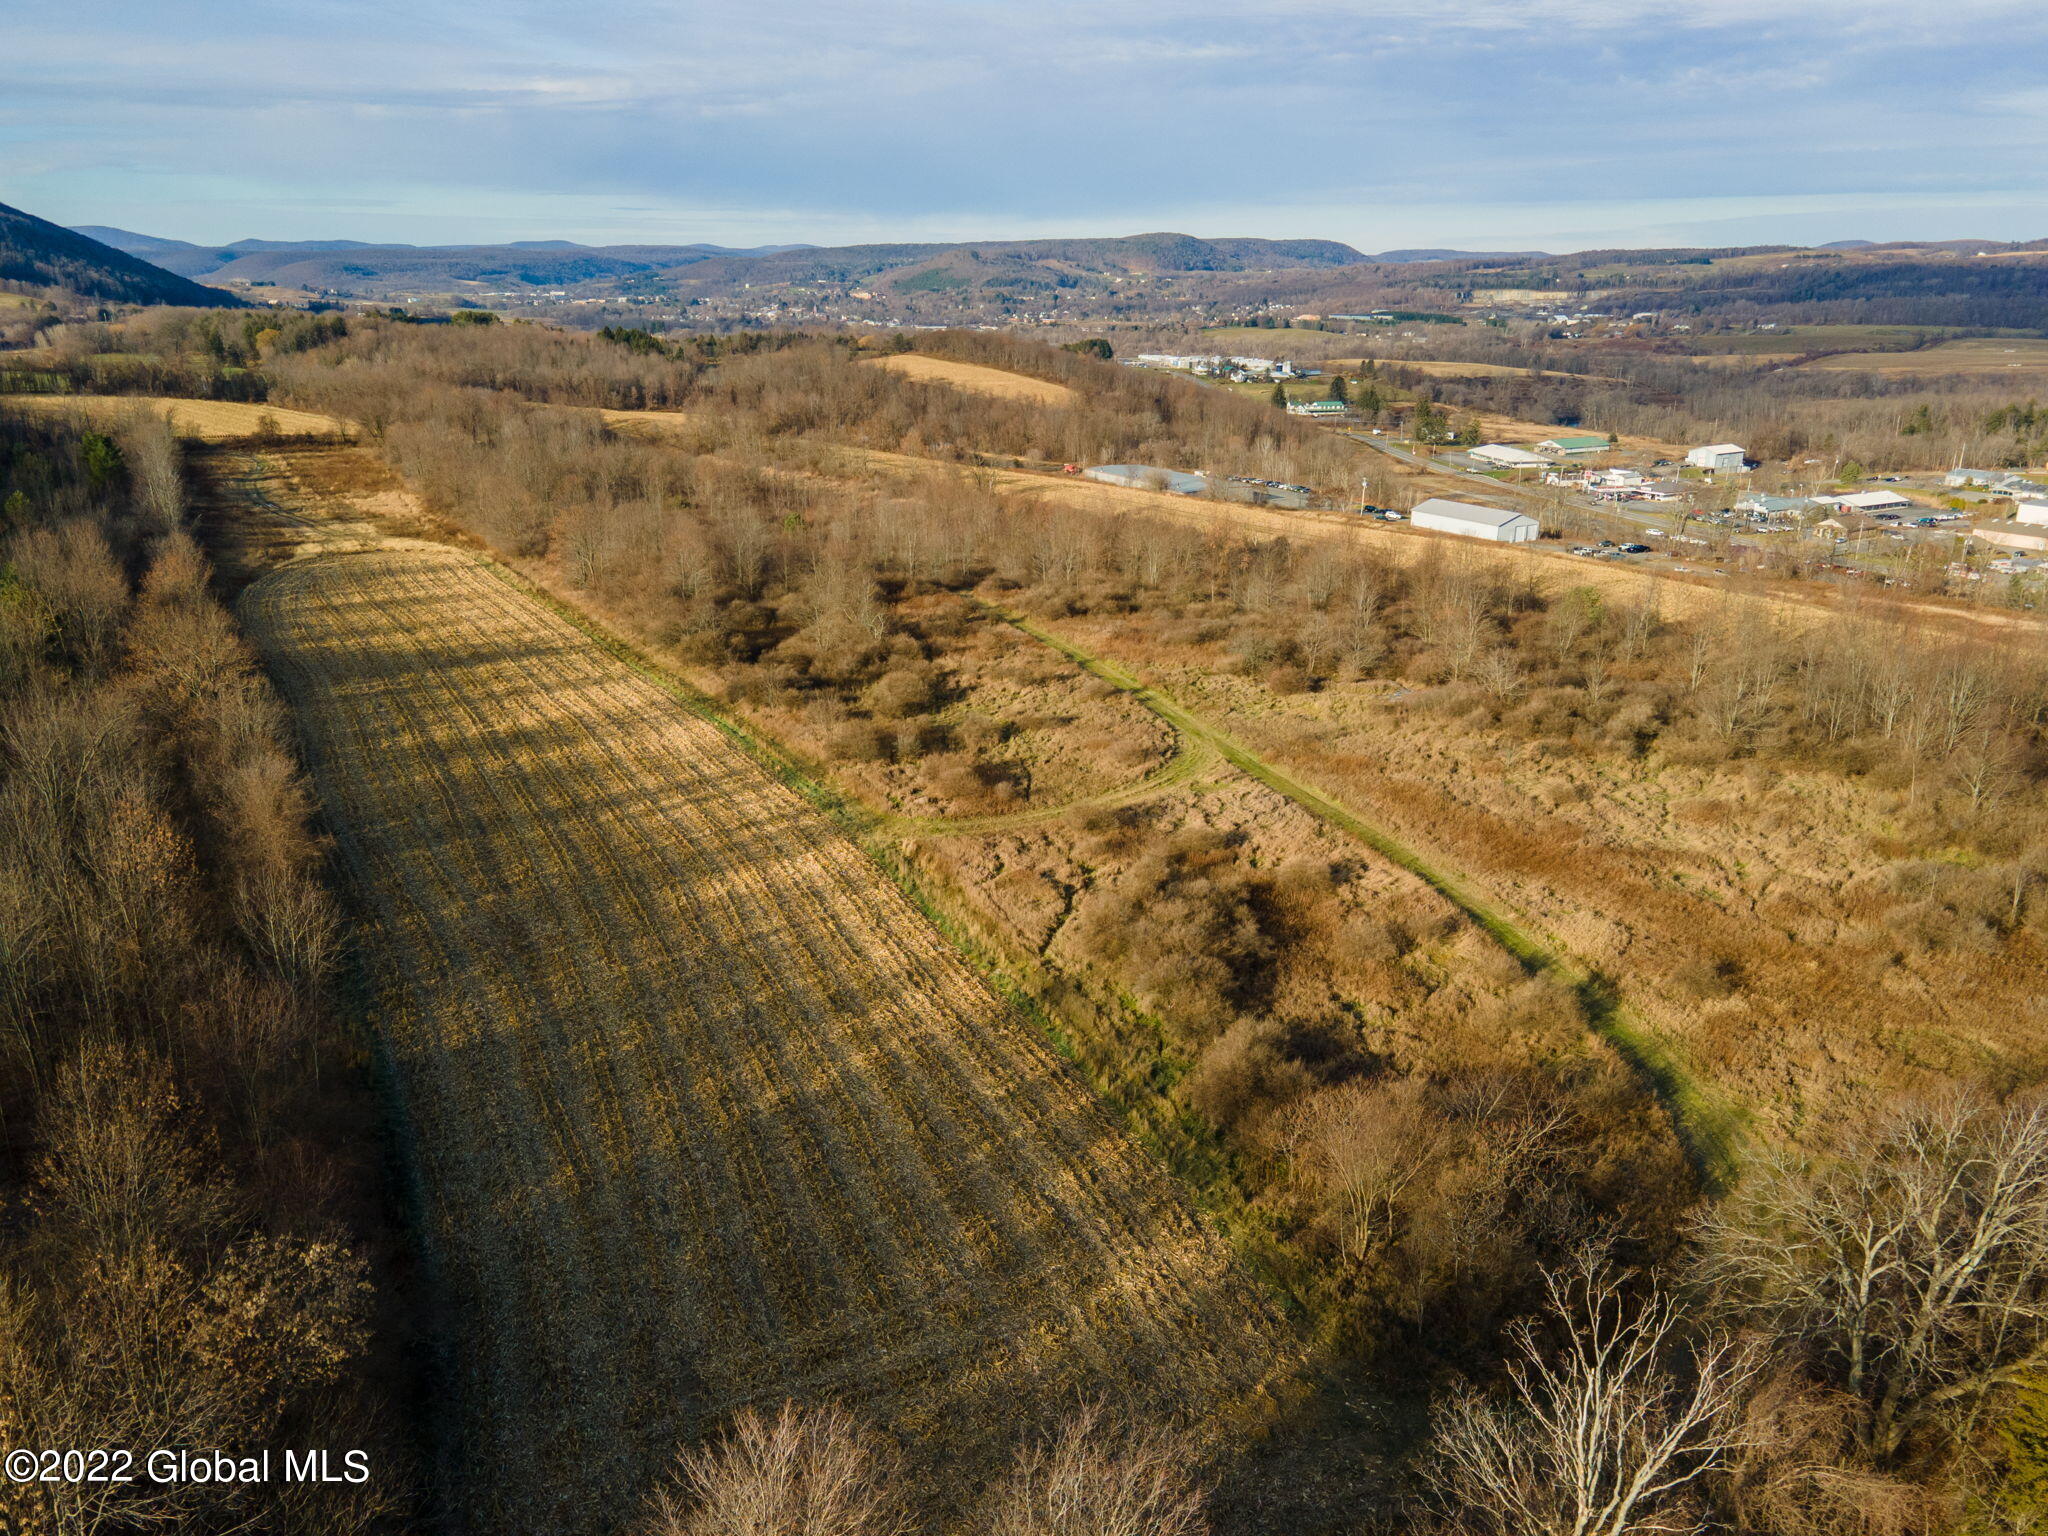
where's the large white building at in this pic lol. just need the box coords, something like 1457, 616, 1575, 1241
1812, 489, 1914, 513
1409, 497, 1540, 543
1468, 444, 1552, 470
2016, 500, 2048, 528
1685, 443, 1747, 472
1084, 464, 1209, 495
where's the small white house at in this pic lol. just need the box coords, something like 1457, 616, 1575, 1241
1468, 444, 1552, 470
1410, 497, 1540, 543
2015, 500, 2048, 528
1685, 443, 1747, 472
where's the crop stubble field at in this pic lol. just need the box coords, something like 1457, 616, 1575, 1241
236, 540, 1285, 1534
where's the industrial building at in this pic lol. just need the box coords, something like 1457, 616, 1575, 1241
1812, 489, 1914, 513
1685, 443, 1747, 472
1409, 497, 1540, 543
1468, 444, 1552, 470
1537, 434, 1610, 457
1083, 464, 1209, 496
2016, 500, 2048, 528
1977, 522, 2048, 553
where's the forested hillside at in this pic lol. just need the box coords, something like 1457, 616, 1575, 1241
0, 201, 242, 308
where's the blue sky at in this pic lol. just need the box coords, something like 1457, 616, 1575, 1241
6, 0, 2047, 252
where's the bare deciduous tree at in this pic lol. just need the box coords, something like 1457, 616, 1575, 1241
1423, 1254, 1759, 1536
645, 1402, 905, 1536
979, 1403, 1209, 1536
1692, 1094, 2048, 1464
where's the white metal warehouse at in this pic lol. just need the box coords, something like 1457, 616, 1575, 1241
1468, 444, 1552, 470
1409, 497, 1540, 543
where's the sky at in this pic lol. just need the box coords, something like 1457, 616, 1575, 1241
5, 0, 2047, 254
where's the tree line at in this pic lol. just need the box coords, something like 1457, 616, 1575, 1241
0, 407, 414, 1534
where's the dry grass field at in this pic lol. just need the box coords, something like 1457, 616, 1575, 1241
225, 474, 1287, 1533
1799, 337, 2048, 376
869, 352, 1079, 405
1, 392, 342, 439
1332, 358, 1621, 383
1057, 619, 2048, 1145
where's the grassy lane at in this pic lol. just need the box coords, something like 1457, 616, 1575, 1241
987, 603, 1748, 1191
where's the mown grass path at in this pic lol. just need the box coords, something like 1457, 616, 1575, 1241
238, 547, 1291, 1536
986, 604, 1747, 1190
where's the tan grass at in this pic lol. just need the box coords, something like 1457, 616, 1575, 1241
229, 500, 1289, 1532
1798, 338, 2048, 376
1, 393, 343, 440
1331, 358, 1622, 383
870, 354, 1079, 406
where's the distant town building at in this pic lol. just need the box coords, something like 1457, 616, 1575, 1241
1286, 400, 1348, 418
1975, 522, 2048, 553
1684, 443, 1747, 472
1409, 497, 1540, 543
1735, 494, 1813, 518
1469, 444, 1552, 469
1812, 489, 1914, 513
1945, 467, 2006, 489
1537, 434, 1610, 457
2016, 499, 2048, 527
1083, 464, 1209, 496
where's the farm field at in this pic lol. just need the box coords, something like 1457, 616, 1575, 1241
870, 352, 1079, 404
1799, 337, 2048, 375
1668, 324, 1957, 355
0, 391, 342, 438
224, 471, 1288, 1534
1331, 358, 1620, 382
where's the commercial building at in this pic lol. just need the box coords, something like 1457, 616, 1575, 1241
2016, 500, 2048, 527
1286, 399, 1348, 418
1812, 489, 1914, 513
1685, 443, 1747, 472
1975, 522, 2048, 553
1409, 497, 1540, 543
1537, 434, 1611, 457
1468, 444, 1552, 470
1735, 494, 1813, 518
1945, 467, 2007, 489
1083, 465, 1209, 496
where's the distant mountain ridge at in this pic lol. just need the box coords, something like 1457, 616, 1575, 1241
2, 204, 241, 307
75, 225, 821, 281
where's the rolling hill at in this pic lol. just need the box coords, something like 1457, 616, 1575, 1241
0, 202, 241, 307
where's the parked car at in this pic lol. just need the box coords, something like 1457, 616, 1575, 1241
1621, 543, 1651, 553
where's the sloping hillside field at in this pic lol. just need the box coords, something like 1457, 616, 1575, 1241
238, 547, 1283, 1534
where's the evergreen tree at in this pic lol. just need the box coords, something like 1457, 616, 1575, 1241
1327, 374, 1349, 405
1271, 381, 1288, 409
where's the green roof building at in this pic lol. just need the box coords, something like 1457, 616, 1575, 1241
1537, 434, 1610, 456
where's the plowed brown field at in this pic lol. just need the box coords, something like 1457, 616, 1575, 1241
237, 544, 1285, 1535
